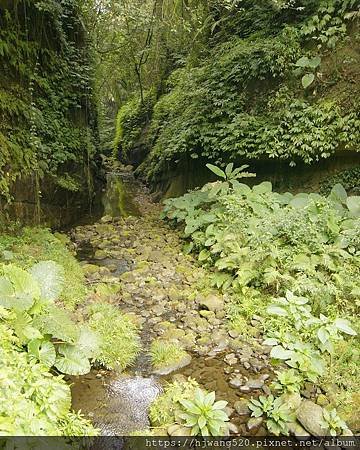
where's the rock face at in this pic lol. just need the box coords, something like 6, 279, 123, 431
296, 400, 329, 436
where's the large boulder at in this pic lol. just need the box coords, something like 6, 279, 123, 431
296, 400, 329, 436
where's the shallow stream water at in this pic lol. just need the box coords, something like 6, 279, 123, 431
70, 168, 270, 436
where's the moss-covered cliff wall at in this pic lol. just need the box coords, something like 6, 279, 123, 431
112, 0, 360, 197
0, 0, 100, 226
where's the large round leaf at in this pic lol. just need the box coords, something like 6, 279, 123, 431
347, 196, 360, 218
30, 261, 65, 302
28, 339, 56, 367
55, 344, 90, 375
0, 265, 40, 311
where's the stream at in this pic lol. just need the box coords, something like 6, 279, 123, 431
69, 165, 273, 436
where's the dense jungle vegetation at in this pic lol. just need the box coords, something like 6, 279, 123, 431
0, 0, 360, 441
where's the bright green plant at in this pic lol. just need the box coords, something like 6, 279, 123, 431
322, 408, 348, 436
249, 395, 294, 436
178, 389, 229, 436
150, 339, 188, 370
294, 55, 321, 89
149, 378, 200, 427
0, 261, 98, 375
87, 302, 141, 370
0, 320, 97, 436
271, 369, 304, 394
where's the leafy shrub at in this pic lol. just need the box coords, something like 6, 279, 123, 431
179, 389, 229, 436
0, 261, 98, 376
0, 227, 86, 309
87, 303, 141, 370
113, 90, 156, 160
0, 320, 97, 436
149, 378, 200, 427
163, 164, 360, 434
249, 395, 294, 436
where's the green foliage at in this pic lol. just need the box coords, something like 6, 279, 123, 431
0, 261, 98, 376
113, 91, 156, 161
294, 55, 321, 89
249, 395, 294, 436
87, 302, 141, 370
271, 369, 303, 394
300, 0, 352, 50
149, 378, 200, 427
320, 167, 360, 196
178, 389, 229, 436
0, 1, 98, 201
0, 320, 97, 436
0, 227, 86, 309
163, 164, 359, 434
150, 339, 188, 370
322, 408, 348, 436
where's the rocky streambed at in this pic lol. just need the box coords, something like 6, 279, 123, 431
68, 166, 330, 437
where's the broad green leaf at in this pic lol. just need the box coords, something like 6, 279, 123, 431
253, 181, 272, 194
334, 318, 357, 336
225, 163, 234, 177
28, 339, 56, 367
30, 261, 65, 302
213, 400, 227, 410
204, 391, 216, 406
55, 344, 90, 375
76, 327, 101, 359
198, 249, 210, 261
308, 56, 321, 68
317, 327, 330, 345
206, 164, 226, 179
346, 196, 360, 217
11, 311, 43, 344
263, 338, 278, 346
295, 56, 309, 67
267, 305, 287, 316
0, 265, 40, 311
32, 304, 79, 343
329, 183, 347, 204
270, 346, 293, 360
179, 399, 202, 415
198, 416, 206, 429
290, 195, 309, 209
302, 73, 315, 89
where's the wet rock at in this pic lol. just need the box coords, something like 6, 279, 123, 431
288, 422, 311, 438
224, 353, 238, 366
100, 215, 113, 223
239, 386, 251, 393
246, 417, 263, 432
234, 399, 250, 416
94, 249, 107, 260
82, 264, 100, 275
228, 423, 239, 435
316, 394, 329, 407
296, 400, 330, 436
199, 310, 215, 320
228, 329, 239, 339
245, 377, 266, 390
152, 354, 192, 376
197, 293, 224, 312
229, 376, 243, 389
281, 393, 301, 412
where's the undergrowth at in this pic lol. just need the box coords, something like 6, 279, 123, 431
162, 163, 360, 433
